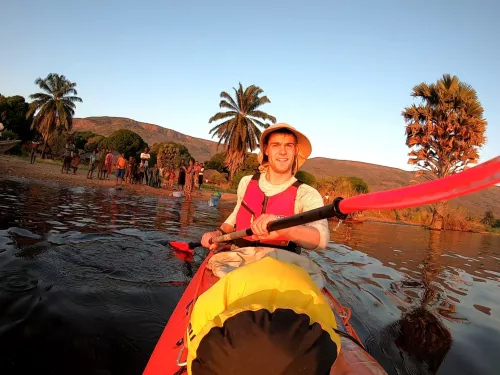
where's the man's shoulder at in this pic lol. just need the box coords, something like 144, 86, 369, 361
237, 174, 255, 193
296, 183, 323, 201
238, 174, 254, 188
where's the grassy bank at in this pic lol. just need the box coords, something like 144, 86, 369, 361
363, 206, 497, 234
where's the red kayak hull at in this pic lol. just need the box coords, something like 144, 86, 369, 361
143, 253, 387, 375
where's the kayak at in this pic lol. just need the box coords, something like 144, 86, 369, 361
143, 250, 387, 375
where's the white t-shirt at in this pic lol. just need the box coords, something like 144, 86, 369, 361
224, 172, 329, 251
140, 152, 150, 167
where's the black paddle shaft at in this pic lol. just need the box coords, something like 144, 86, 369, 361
190, 197, 347, 249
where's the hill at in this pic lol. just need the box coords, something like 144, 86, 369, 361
72, 117, 220, 162
73, 116, 500, 217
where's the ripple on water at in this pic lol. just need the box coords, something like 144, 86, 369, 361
3, 177, 500, 375
7, 227, 41, 239
0, 271, 39, 292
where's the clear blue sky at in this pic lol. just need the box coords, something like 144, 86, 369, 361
1, 0, 498, 171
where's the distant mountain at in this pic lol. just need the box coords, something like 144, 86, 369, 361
72, 117, 220, 162
73, 116, 499, 217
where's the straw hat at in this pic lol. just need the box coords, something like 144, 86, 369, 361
258, 123, 312, 173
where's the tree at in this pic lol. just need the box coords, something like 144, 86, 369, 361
47, 131, 70, 156
152, 142, 192, 171
205, 152, 228, 173
481, 208, 496, 227
100, 129, 147, 158
316, 176, 369, 198
73, 131, 98, 151
27, 73, 83, 158
295, 170, 317, 187
347, 176, 369, 194
229, 153, 261, 189
0, 95, 37, 142
208, 83, 276, 180
242, 153, 260, 173
84, 135, 105, 152
402, 74, 487, 230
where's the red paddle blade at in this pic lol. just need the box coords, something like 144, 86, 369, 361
340, 156, 500, 213
174, 251, 194, 262
169, 241, 194, 254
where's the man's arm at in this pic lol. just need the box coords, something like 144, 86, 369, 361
280, 224, 321, 250
294, 185, 330, 250
201, 175, 252, 249
221, 175, 252, 231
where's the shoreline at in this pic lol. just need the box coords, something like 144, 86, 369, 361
0, 155, 237, 203
1, 155, 497, 235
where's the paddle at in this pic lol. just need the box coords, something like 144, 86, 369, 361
170, 156, 500, 253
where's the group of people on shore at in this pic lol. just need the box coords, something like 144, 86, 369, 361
56, 141, 206, 199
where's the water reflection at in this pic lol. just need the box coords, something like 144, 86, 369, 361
1, 177, 500, 375
323, 222, 500, 375
377, 231, 454, 375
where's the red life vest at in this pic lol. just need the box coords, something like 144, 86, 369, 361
234, 173, 302, 253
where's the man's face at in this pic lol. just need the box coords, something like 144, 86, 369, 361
264, 133, 298, 175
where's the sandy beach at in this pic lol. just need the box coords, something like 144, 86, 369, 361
0, 155, 237, 203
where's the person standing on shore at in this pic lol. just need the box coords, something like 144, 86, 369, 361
169, 169, 176, 189
97, 149, 106, 179
115, 152, 127, 187
62, 139, 75, 173
193, 161, 201, 189
183, 158, 195, 201
140, 148, 151, 185
126, 156, 134, 184
104, 149, 114, 180
177, 158, 186, 190
71, 152, 81, 174
30, 140, 40, 164
87, 149, 97, 179
198, 162, 205, 190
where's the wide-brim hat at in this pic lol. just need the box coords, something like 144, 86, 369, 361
258, 123, 312, 173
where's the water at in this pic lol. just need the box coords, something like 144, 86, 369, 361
1, 177, 499, 375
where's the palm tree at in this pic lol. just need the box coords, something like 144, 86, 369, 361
208, 83, 276, 180
27, 73, 83, 158
402, 74, 487, 230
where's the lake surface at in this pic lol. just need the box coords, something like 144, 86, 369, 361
0, 177, 499, 375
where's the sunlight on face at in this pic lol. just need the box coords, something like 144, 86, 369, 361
264, 133, 298, 175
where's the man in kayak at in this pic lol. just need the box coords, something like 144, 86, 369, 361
201, 123, 329, 254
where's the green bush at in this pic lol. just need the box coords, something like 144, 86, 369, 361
84, 135, 105, 152
481, 209, 496, 226
152, 141, 192, 170
232, 170, 253, 189
0, 130, 18, 140
295, 170, 316, 187
73, 131, 99, 150
205, 152, 227, 173
100, 129, 147, 158
346, 176, 369, 193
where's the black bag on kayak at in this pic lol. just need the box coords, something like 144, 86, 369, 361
192, 308, 337, 375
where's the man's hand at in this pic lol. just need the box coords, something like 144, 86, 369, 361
201, 230, 220, 251
250, 214, 288, 241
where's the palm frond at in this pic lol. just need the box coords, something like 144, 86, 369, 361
220, 92, 239, 111
209, 111, 237, 123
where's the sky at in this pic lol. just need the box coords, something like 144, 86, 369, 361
1, 0, 499, 171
